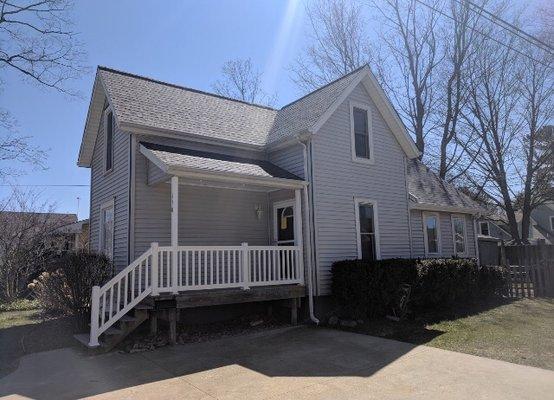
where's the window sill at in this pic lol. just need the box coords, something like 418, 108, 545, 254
351, 156, 375, 165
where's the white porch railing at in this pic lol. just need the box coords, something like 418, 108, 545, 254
89, 242, 303, 346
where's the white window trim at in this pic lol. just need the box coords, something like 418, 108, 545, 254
451, 214, 468, 257
354, 197, 381, 260
273, 199, 295, 245
99, 198, 115, 258
103, 107, 114, 175
550, 216, 554, 231
422, 212, 441, 256
349, 101, 374, 165
479, 221, 490, 236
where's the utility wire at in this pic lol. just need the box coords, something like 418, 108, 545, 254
464, 0, 553, 54
0, 184, 90, 187
414, 0, 552, 69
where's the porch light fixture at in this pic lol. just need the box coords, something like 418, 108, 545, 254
255, 204, 264, 220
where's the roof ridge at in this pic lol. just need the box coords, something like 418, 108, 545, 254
97, 66, 278, 112
279, 65, 367, 110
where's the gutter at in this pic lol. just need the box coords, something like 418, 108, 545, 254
299, 138, 319, 325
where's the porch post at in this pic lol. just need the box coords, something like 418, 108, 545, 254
171, 176, 179, 294
294, 189, 304, 284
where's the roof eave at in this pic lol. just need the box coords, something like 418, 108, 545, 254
410, 202, 482, 215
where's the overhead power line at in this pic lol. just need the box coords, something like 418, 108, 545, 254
464, 0, 553, 54
414, 0, 552, 69
0, 184, 90, 187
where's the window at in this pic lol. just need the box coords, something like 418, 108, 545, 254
100, 200, 114, 258
423, 213, 440, 255
451, 215, 467, 256
479, 221, 490, 236
355, 199, 379, 261
550, 216, 554, 231
273, 200, 295, 246
350, 102, 373, 163
104, 109, 114, 172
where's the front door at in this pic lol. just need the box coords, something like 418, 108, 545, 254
274, 200, 295, 246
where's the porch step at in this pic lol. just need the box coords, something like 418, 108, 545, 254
104, 327, 124, 336
134, 303, 154, 310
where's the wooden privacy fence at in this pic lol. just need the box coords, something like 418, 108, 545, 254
500, 243, 554, 298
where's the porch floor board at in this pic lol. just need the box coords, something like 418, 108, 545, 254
145, 284, 306, 309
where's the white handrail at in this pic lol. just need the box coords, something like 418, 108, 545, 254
88, 242, 304, 347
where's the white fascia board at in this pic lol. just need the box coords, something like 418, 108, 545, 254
410, 202, 480, 215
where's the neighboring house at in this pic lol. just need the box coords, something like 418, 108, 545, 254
477, 216, 511, 241
0, 211, 78, 254
528, 203, 554, 244
55, 219, 90, 250
77, 65, 482, 347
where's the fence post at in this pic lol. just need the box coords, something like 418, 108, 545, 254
88, 286, 100, 347
151, 242, 159, 296
241, 242, 250, 290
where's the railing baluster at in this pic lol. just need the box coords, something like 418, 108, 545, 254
138, 262, 142, 293
216, 250, 220, 285
131, 269, 135, 299
210, 250, 214, 285
101, 293, 106, 326
185, 250, 189, 287
109, 287, 113, 319
116, 281, 121, 314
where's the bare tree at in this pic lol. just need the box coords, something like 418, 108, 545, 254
518, 51, 553, 241
460, 22, 525, 242
0, 187, 67, 301
372, 0, 442, 157
212, 58, 275, 106
291, 0, 371, 92
0, 0, 87, 179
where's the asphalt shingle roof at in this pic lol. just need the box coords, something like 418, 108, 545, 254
99, 66, 366, 147
407, 159, 480, 210
141, 142, 302, 181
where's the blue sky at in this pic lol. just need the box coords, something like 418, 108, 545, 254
0, 0, 308, 219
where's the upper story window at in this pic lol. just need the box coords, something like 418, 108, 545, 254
104, 109, 114, 172
100, 199, 114, 258
355, 198, 379, 261
423, 212, 440, 256
451, 215, 467, 256
350, 102, 373, 163
479, 221, 490, 236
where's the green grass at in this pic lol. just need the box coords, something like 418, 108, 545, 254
348, 298, 554, 370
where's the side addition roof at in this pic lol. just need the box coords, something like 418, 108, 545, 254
407, 159, 482, 214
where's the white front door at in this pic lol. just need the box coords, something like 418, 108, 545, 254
273, 200, 295, 246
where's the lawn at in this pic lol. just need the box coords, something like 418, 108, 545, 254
347, 298, 554, 370
0, 301, 78, 378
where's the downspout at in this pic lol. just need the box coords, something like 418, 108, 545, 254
473, 214, 481, 266
299, 138, 319, 324
403, 156, 413, 258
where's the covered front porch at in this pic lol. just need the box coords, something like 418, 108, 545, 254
88, 142, 310, 346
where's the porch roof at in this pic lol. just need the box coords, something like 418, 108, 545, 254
140, 142, 306, 189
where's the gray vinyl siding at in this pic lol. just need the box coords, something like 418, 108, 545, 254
132, 135, 271, 259
311, 83, 411, 295
268, 144, 305, 179
89, 108, 130, 271
411, 210, 477, 258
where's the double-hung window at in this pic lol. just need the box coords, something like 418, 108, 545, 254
104, 109, 114, 172
479, 221, 490, 236
355, 199, 379, 261
350, 102, 373, 163
423, 213, 440, 256
451, 215, 467, 256
100, 200, 114, 258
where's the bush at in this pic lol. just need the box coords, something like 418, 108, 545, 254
29, 251, 113, 322
332, 258, 507, 319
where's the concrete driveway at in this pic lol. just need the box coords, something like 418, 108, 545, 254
1, 326, 552, 400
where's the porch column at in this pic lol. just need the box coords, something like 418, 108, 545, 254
171, 176, 179, 293
294, 188, 305, 284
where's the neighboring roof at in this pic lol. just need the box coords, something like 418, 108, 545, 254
407, 159, 482, 214
0, 212, 78, 233
55, 218, 89, 234
140, 142, 303, 186
78, 65, 419, 167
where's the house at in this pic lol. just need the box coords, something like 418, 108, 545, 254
0, 211, 78, 253
77, 65, 481, 347
55, 218, 90, 250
